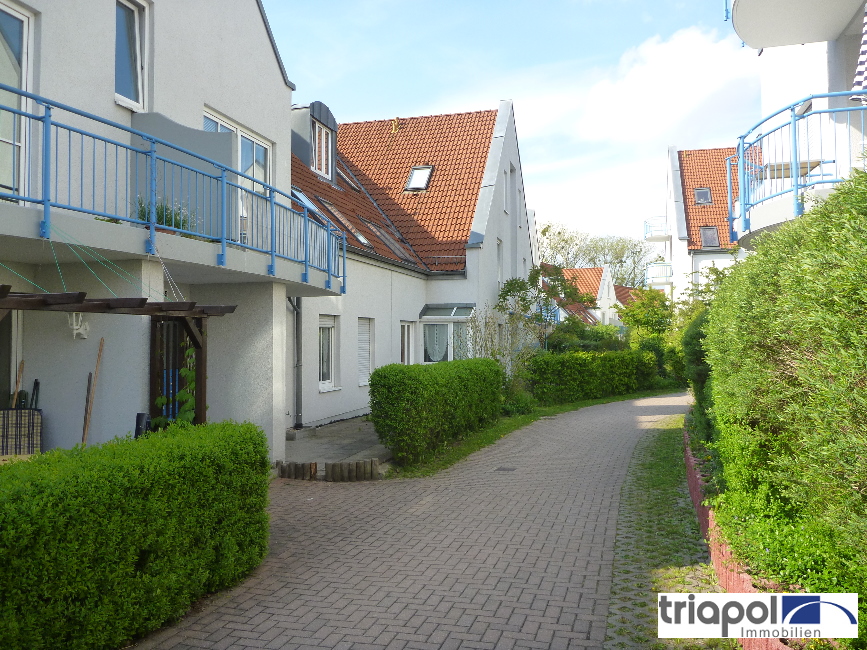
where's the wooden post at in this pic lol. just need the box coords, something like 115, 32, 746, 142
194, 317, 207, 425
82, 338, 105, 445
11, 360, 24, 408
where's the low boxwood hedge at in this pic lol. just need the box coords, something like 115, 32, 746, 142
0, 421, 270, 650
369, 358, 503, 465
527, 349, 657, 405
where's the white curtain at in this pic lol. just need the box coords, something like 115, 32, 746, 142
423, 324, 448, 362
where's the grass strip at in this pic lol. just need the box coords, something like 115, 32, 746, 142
386, 386, 685, 479
604, 413, 737, 650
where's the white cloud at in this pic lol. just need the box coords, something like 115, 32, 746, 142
422, 27, 761, 239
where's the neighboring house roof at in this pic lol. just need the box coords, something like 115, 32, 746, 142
678, 147, 738, 251
561, 302, 599, 326
562, 267, 603, 298
289, 155, 425, 268
337, 110, 498, 271
613, 284, 637, 306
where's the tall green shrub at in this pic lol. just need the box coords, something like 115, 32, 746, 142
527, 349, 656, 405
0, 421, 270, 650
704, 170, 867, 645
369, 359, 503, 465
681, 308, 713, 442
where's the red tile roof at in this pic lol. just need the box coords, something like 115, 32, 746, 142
290, 155, 424, 267
561, 302, 598, 326
562, 268, 603, 298
613, 284, 637, 306
337, 110, 498, 271
678, 148, 738, 251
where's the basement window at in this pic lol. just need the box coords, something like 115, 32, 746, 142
699, 226, 721, 248
694, 187, 712, 205
405, 165, 434, 191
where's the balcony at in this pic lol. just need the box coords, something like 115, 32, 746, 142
731, 0, 862, 48
728, 90, 867, 246
645, 262, 673, 286
643, 217, 669, 242
0, 83, 346, 293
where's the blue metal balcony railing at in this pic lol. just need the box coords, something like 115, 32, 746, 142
0, 83, 346, 292
728, 90, 867, 239
645, 262, 673, 286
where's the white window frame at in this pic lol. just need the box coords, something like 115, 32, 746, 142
311, 119, 332, 179
114, 0, 148, 112
203, 110, 272, 244
357, 317, 373, 386
318, 315, 339, 392
0, 0, 32, 202
400, 321, 413, 365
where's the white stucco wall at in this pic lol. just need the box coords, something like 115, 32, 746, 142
300, 255, 427, 428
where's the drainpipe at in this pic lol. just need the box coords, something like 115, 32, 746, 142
288, 297, 303, 429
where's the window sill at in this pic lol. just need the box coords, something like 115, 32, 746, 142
318, 385, 342, 394
115, 94, 145, 113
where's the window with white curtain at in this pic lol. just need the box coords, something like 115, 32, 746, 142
115, 0, 146, 111
423, 323, 449, 363
319, 315, 337, 391
358, 318, 373, 385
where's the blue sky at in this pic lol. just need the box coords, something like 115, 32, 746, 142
262, 0, 761, 238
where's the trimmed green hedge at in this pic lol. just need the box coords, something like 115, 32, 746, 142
370, 359, 503, 465
0, 421, 270, 650
527, 349, 657, 405
703, 170, 867, 646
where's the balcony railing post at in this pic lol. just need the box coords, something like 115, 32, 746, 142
302, 207, 310, 283
217, 167, 227, 266
267, 187, 276, 276
325, 225, 332, 290
38, 103, 51, 239
145, 138, 157, 255
725, 154, 737, 244
341, 231, 347, 294
790, 107, 803, 217
737, 135, 748, 232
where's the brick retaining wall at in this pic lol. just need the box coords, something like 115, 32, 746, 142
683, 429, 792, 650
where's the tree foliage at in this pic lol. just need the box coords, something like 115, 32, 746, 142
538, 222, 661, 287
615, 287, 673, 337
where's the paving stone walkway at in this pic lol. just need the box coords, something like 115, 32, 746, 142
134, 393, 691, 650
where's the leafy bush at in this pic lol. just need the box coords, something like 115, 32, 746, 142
703, 170, 867, 645
369, 359, 503, 465
547, 319, 626, 353
527, 349, 656, 405
681, 308, 713, 442
0, 421, 270, 650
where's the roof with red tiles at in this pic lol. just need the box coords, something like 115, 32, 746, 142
562, 268, 603, 298
678, 148, 738, 251
337, 110, 498, 271
561, 302, 598, 326
290, 155, 424, 268
613, 284, 637, 306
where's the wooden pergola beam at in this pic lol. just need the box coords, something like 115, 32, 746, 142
0, 285, 236, 318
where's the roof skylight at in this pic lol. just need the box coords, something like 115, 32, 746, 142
694, 188, 712, 205
405, 165, 434, 191
699, 226, 720, 248
317, 198, 373, 248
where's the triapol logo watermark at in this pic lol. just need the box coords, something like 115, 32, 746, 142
657, 593, 859, 639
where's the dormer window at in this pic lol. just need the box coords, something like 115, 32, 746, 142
312, 119, 332, 178
694, 187, 712, 205
405, 165, 433, 191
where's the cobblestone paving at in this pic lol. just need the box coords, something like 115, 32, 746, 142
134, 393, 691, 650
